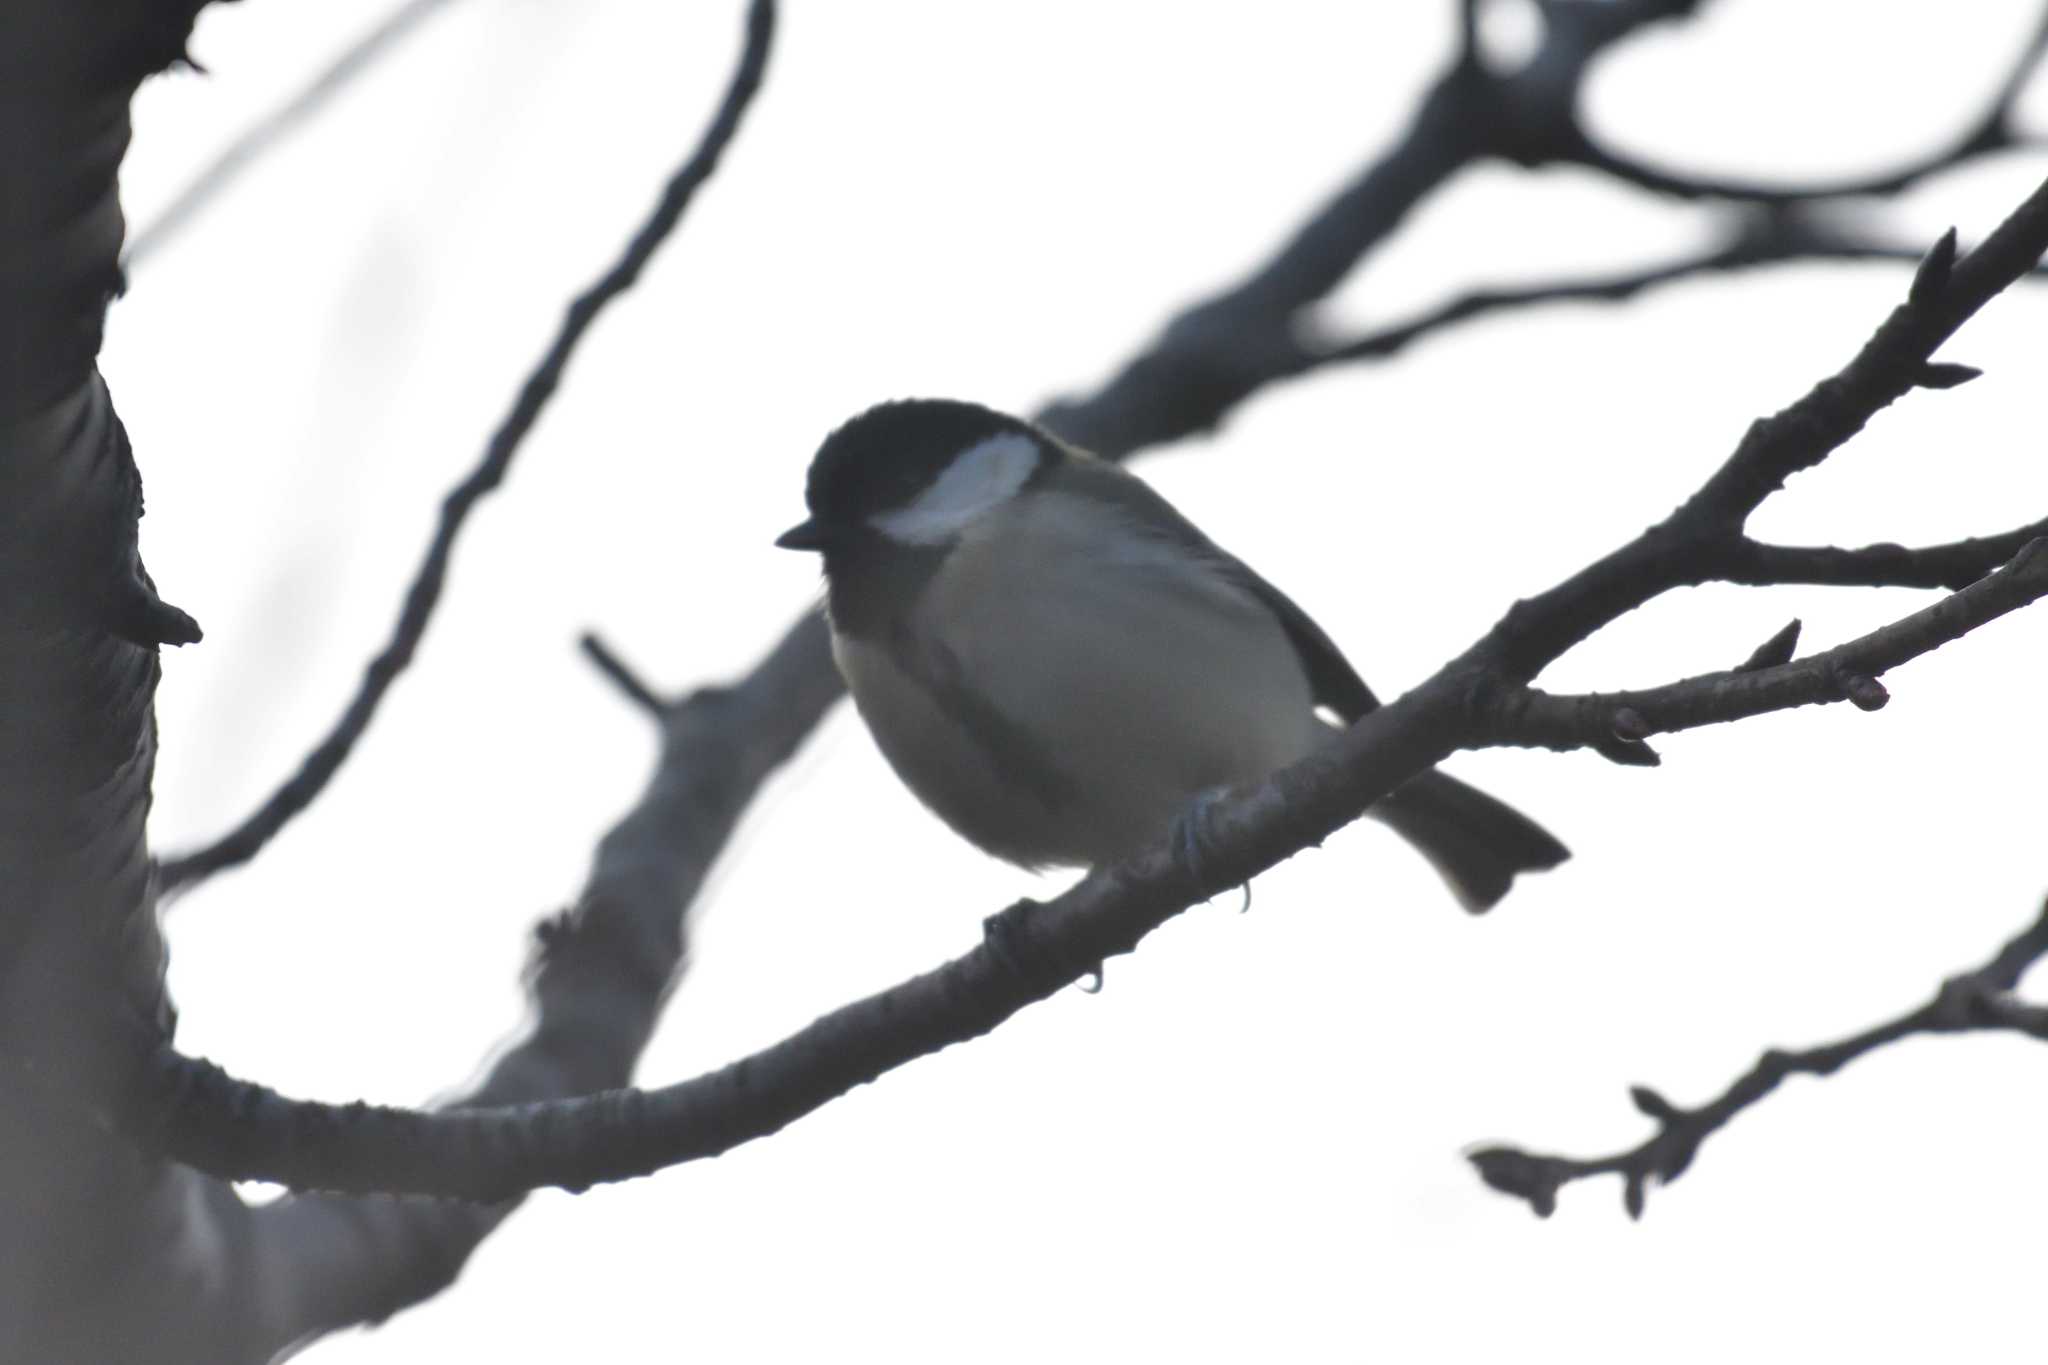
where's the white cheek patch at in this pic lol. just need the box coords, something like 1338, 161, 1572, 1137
872, 431, 1039, 544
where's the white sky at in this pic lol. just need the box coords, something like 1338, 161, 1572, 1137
109, 2, 2048, 1360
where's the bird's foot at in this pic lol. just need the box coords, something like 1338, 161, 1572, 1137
982, 898, 1105, 993
1170, 786, 1249, 907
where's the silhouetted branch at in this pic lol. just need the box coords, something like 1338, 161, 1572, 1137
1464, 188, 2048, 689
1036, 0, 1702, 457
1314, 212, 2031, 371
14, 0, 2044, 1354
238, 607, 837, 1352
108, 169, 2048, 1203
122, 0, 466, 270
1470, 898, 2048, 1219
162, 0, 2046, 913
578, 631, 668, 719
1549, 5, 2048, 204
1725, 519, 2048, 592
1493, 537, 2048, 754
154, 0, 778, 897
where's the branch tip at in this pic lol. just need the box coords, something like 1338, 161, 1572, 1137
1628, 1084, 1678, 1122
579, 632, 668, 718
1594, 737, 1661, 767
1737, 618, 1802, 672
1466, 1146, 1561, 1218
2009, 535, 2048, 576
1914, 361, 1982, 390
1909, 227, 1959, 307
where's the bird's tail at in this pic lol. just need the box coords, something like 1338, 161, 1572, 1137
1368, 768, 1568, 913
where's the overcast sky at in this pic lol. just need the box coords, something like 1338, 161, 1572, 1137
110, 3, 2048, 1360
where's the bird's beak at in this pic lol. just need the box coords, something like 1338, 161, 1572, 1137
775, 517, 828, 551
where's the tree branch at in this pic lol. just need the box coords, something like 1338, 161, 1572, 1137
1487, 537, 2048, 754
1540, 5, 2048, 204
1312, 210, 2044, 372
158, 0, 2044, 912
578, 630, 669, 720
153, 0, 778, 897
1470, 899, 2048, 1219
1468, 171, 2048, 689
1724, 519, 2048, 592
155, 0, 1716, 915
235, 609, 838, 1351
1034, 0, 1699, 457
104, 166, 2048, 1204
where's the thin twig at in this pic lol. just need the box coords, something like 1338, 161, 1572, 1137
1035, 0, 1691, 457
1464, 173, 2048, 689
578, 632, 668, 719
154, 0, 778, 896
1553, 5, 2048, 205
1726, 518, 2048, 592
245, 609, 836, 1350
1314, 216, 1959, 370
1492, 538, 2048, 753
1469, 899, 2048, 1219
123, 0, 465, 270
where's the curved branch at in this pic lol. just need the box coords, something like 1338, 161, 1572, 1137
154, 0, 778, 896
114, 673, 1460, 1201
97, 166, 2048, 1205
1470, 899, 2048, 1218
1552, 5, 2048, 205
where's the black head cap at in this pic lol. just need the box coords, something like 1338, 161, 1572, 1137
801, 399, 1045, 531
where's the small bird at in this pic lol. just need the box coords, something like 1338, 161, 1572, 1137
777, 399, 1567, 911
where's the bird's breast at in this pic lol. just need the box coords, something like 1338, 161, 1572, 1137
833, 493, 1322, 867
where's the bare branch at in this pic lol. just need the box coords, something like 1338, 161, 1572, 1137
154, 0, 778, 897
1470, 175, 2048, 687
1553, 7, 2048, 204
122, 0, 466, 271
1725, 520, 2048, 592
1470, 899, 2048, 1219
1314, 212, 2013, 371
236, 608, 837, 1348
1488, 537, 2048, 752
1035, 0, 1698, 457
102, 167, 2048, 1205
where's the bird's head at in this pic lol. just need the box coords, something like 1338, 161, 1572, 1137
776, 399, 1056, 559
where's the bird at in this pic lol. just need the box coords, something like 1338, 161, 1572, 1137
776, 398, 1567, 911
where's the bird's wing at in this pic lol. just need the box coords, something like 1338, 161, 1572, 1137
1047, 454, 1381, 724
883, 622, 1081, 813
